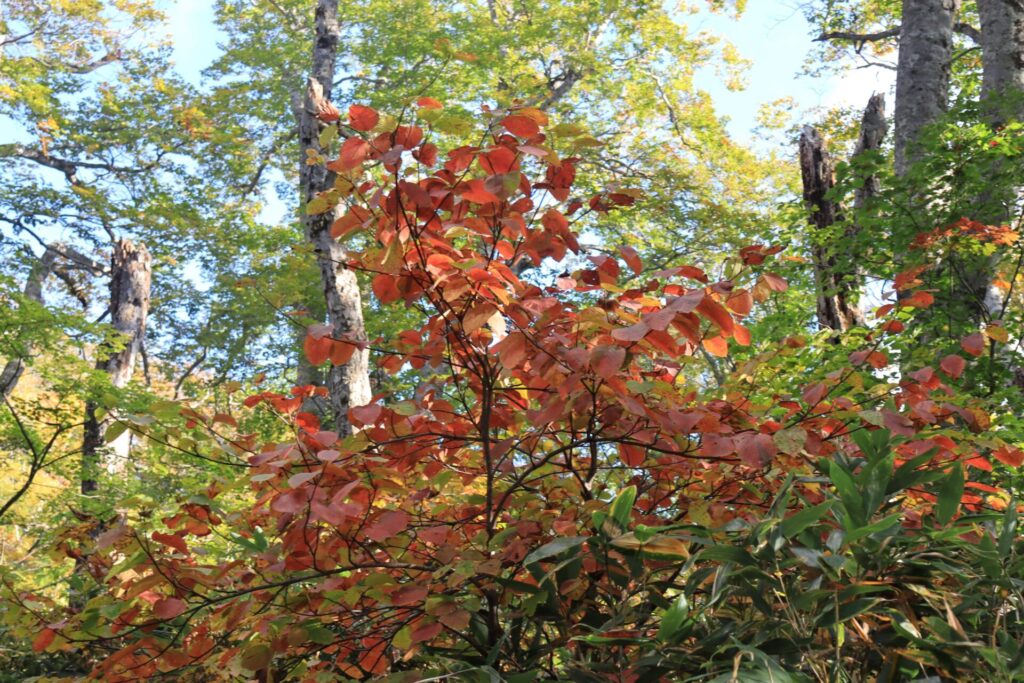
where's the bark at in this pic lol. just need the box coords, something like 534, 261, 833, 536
958, 0, 1024, 321
894, 0, 960, 175
82, 240, 151, 494
978, 0, 1024, 124
296, 0, 372, 435
852, 93, 889, 212
799, 126, 865, 333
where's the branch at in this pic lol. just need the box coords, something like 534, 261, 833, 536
28, 49, 122, 75
1, 143, 159, 183
817, 22, 980, 46
236, 129, 297, 203
816, 27, 900, 43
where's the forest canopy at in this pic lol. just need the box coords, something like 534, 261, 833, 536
1, 1, 1023, 681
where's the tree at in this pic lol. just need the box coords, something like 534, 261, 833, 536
24, 102, 1022, 682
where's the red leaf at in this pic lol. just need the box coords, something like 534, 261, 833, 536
271, 488, 307, 514
414, 142, 438, 166
993, 447, 1024, 467
153, 597, 187, 620
417, 96, 443, 109
152, 532, 189, 555
394, 125, 424, 149
762, 273, 788, 292
351, 403, 382, 426
338, 136, 370, 169
390, 585, 429, 606
619, 443, 645, 467
411, 621, 443, 644
364, 510, 410, 541
611, 321, 650, 342
940, 354, 966, 379
617, 245, 642, 275
735, 432, 777, 468
502, 115, 540, 138
590, 345, 625, 379
961, 332, 985, 357
479, 146, 518, 174
348, 104, 379, 131
32, 628, 56, 653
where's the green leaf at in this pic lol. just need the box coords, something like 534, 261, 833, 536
773, 427, 807, 455
240, 643, 272, 671
829, 460, 866, 528
103, 420, 128, 443
698, 544, 756, 566
522, 536, 587, 566
608, 485, 637, 532
657, 594, 690, 643
936, 463, 964, 525
814, 597, 879, 628
780, 501, 833, 538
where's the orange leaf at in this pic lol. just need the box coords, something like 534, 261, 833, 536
304, 331, 333, 366
617, 245, 642, 275
32, 628, 56, 653
461, 179, 500, 204
329, 339, 356, 366
463, 303, 498, 334
417, 96, 443, 109
338, 136, 370, 169
703, 335, 729, 357
502, 115, 540, 138
152, 532, 189, 554
348, 104, 379, 131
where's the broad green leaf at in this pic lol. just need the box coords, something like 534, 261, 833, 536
936, 464, 964, 525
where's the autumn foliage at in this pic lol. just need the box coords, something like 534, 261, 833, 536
15, 103, 1024, 682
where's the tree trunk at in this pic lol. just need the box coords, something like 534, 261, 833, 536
894, 0, 960, 175
957, 0, 1024, 321
296, 0, 372, 435
978, 0, 1024, 124
853, 93, 888, 211
82, 240, 151, 494
799, 126, 865, 333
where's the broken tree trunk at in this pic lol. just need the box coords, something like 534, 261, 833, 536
853, 93, 889, 212
82, 239, 151, 494
799, 126, 866, 334
296, 0, 372, 435
894, 0, 960, 175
